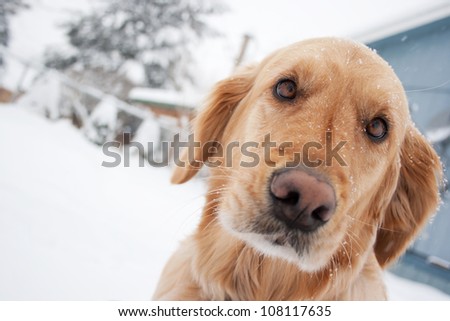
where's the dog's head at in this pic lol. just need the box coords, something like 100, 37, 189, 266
172, 38, 442, 272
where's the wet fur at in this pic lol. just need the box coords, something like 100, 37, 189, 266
153, 38, 442, 300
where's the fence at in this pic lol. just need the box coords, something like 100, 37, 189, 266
0, 45, 186, 155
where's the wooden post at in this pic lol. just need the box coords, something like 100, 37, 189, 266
234, 34, 252, 69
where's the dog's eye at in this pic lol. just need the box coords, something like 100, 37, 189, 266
365, 118, 388, 141
274, 79, 297, 100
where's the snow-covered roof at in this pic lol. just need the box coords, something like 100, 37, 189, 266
128, 87, 202, 110
353, 3, 450, 44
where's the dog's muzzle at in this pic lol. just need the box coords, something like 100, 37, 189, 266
269, 168, 336, 232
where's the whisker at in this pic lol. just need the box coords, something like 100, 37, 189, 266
345, 230, 365, 255
405, 79, 450, 93
344, 214, 380, 230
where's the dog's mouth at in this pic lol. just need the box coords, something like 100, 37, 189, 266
220, 205, 310, 250
272, 235, 287, 246
269, 234, 308, 256
249, 216, 313, 251
227, 220, 328, 271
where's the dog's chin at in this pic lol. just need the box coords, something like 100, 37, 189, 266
218, 210, 331, 273
238, 232, 331, 273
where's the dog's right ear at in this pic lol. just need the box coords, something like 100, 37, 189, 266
171, 66, 256, 184
374, 126, 442, 267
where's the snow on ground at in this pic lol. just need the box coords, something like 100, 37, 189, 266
385, 273, 450, 301
0, 105, 204, 300
0, 105, 449, 301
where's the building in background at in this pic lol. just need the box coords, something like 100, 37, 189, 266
128, 87, 200, 145
357, 7, 450, 294
128, 87, 198, 125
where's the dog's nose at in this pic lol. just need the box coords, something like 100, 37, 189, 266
270, 169, 336, 232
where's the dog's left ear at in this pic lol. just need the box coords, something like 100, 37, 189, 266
375, 126, 442, 267
171, 66, 256, 184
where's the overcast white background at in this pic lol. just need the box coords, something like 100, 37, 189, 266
8, 0, 450, 91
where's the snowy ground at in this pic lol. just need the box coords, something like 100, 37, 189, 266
0, 105, 449, 301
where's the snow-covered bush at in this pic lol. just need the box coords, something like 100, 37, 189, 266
17, 71, 63, 119
84, 96, 119, 145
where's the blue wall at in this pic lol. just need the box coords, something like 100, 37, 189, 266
368, 16, 450, 294
369, 17, 450, 130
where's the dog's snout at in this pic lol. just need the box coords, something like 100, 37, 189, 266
270, 169, 336, 232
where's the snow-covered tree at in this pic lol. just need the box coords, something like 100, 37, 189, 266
0, 0, 29, 65
46, 0, 224, 91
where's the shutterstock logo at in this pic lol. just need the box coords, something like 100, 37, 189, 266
101, 132, 347, 168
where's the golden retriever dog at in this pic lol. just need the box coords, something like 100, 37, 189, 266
153, 37, 442, 300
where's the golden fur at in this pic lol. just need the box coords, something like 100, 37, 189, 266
153, 38, 442, 300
